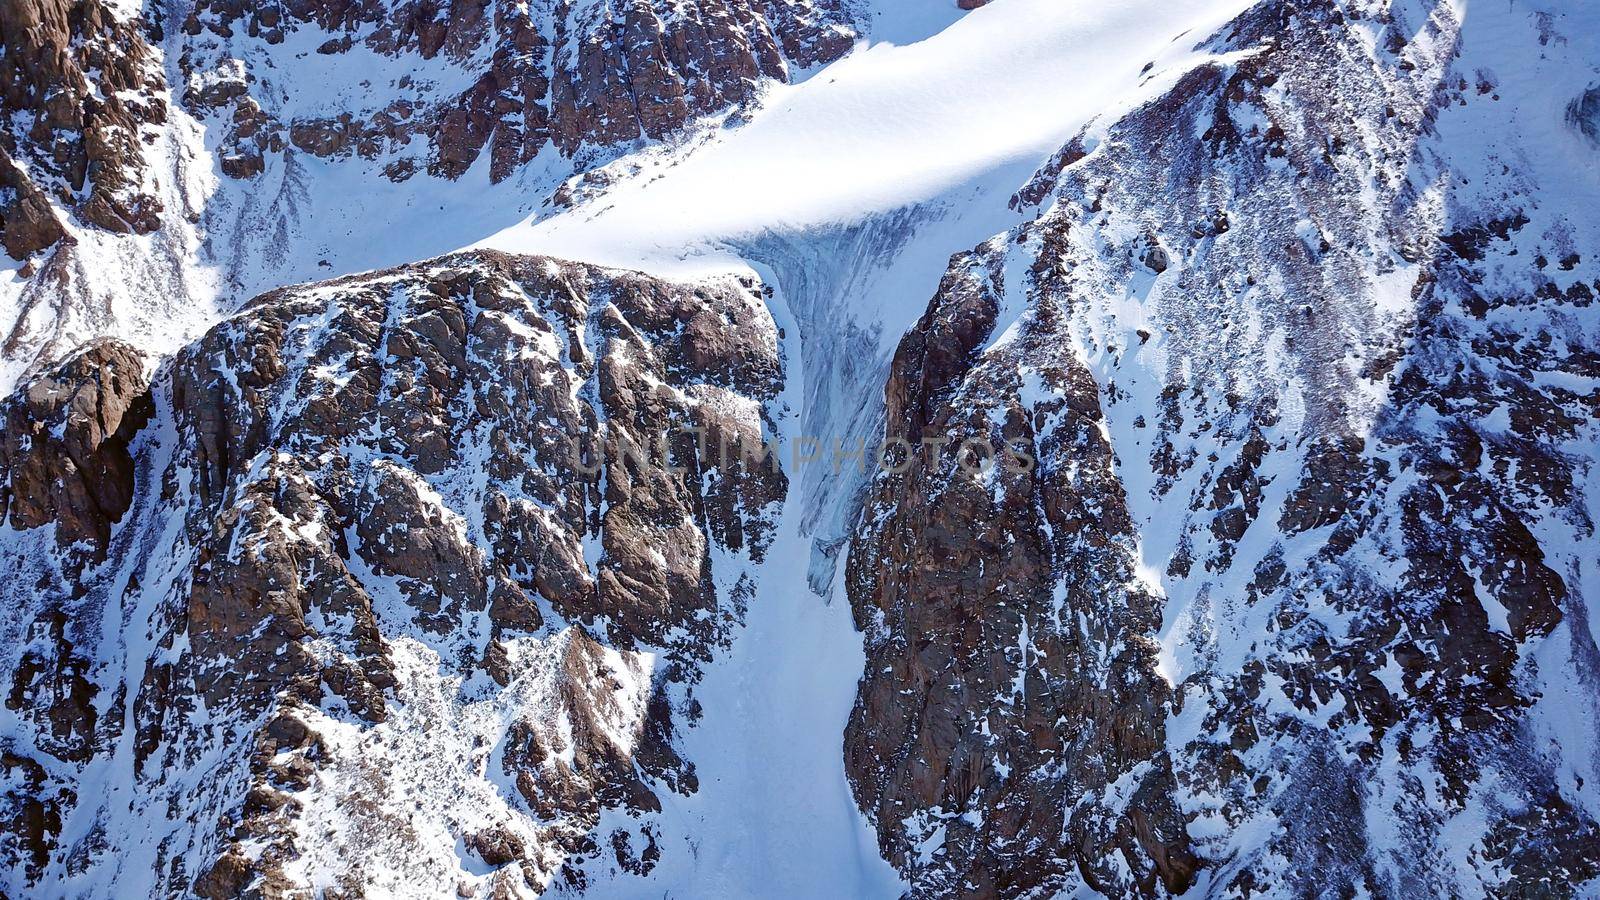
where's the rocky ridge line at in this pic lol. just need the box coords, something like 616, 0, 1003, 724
0, 248, 787, 896
844, 0, 1600, 895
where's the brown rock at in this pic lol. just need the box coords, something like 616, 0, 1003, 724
0, 339, 152, 549
0, 148, 66, 259
0, 0, 165, 249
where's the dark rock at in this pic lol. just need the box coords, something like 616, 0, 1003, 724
0, 148, 67, 260
0, 0, 165, 252
0, 339, 152, 549
0, 250, 786, 894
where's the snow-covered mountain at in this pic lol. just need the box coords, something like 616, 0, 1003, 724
2, 0, 1599, 897
0, 0, 877, 390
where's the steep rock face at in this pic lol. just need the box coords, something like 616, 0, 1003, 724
0, 0, 212, 395
847, 238, 1200, 899
0, 339, 152, 550
0, 0, 191, 391
0, 0, 168, 248
0, 146, 66, 261
847, 0, 1600, 896
0, 250, 786, 896
0, 341, 152, 873
177, 0, 860, 184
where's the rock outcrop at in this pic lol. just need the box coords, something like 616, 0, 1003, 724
179, 0, 860, 184
3, 0, 861, 260
0, 339, 151, 550
0, 0, 861, 399
0, 0, 167, 248
3, 0, 1599, 898
845, 0, 1600, 896
847, 238, 1200, 898
0, 250, 786, 896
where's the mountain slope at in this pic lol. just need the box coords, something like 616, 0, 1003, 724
1, 250, 794, 896
843, 0, 1600, 894
1, 0, 1598, 897
0, 0, 869, 392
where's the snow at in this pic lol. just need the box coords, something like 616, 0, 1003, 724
585, 505, 907, 898
555, 252, 906, 898
477, 0, 1265, 626
463, 0, 1268, 894
0, 95, 223, 391
480, 0, 1259, 276
16, 0, 1597, 893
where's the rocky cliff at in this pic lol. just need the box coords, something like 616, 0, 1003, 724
176, 0, 858, 183
0, 250, 787, 896
0, 0, 167, 254
0, 0, 860, 392
845, 0, 1600, 895
3, 0, 1599, 897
